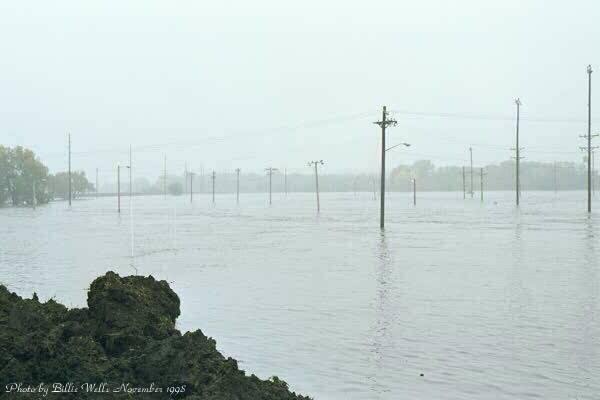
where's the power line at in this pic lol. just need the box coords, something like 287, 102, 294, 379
390, 108, 600, 124
36, 111, 375, 160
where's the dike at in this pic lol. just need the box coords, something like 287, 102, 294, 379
0, 271, 311, 400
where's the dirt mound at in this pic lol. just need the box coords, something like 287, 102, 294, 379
0, 272, 311, 399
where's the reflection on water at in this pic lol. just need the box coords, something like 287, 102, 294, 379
1, 191, 599, 400
578, 217, 598, 395
369, 231, 395, 397
374, 231, 393, 361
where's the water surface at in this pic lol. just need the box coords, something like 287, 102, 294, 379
1, 191, 598, 399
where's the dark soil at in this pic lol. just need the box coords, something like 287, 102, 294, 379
0, 272, 311, 399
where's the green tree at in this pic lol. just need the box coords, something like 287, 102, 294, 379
168, 182, 183, 196
0, 145, 49, 206
0, 146, 10, 205
49, 171, 93, 200
389, 159, 589, 192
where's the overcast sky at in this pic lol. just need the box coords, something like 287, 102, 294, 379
2, 0, 600, 182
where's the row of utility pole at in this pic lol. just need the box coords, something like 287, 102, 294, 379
62, 67, 594, 228
111, 160, 322, 211
374, 66, 594, 228
183, 164, 323, 211
508, 65, 596, 211
460, 158, 487, 202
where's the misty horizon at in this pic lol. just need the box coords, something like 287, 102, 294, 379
2, 0, 600, 181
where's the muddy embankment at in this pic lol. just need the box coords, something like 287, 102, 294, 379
0, 272, 311, 399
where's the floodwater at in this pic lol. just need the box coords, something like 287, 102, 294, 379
1, 191, 599, 399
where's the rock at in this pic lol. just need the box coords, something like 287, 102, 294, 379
0, 272, 311, 399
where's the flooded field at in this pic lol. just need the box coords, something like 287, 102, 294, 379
1, 191, 598, 399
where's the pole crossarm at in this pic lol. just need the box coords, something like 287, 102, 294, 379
373, 119, 397, 128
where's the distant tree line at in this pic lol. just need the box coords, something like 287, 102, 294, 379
0, 145, 93, 206
2, 145, 592, 206
100, 159, 592, 195
388, 160, 593, 192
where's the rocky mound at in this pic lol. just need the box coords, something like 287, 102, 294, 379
0, 272, 311, 399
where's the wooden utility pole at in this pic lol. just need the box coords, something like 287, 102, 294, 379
593, 150, 596, 196
553, 162, 557, 194
235, 168, 240, 204
372, 175, 377, 200
163, 155, 167, 199
68, 133, 72, 206
117, 165, 121, 213
580, 65, 597, 212
587, 65, 593, 212
462, 166, 466, 199
469, 147, 473, 198
200, 166, 204, 194
308, 160, 324, 212
374, 106, 397, 229
265, 167, 278, 205
189, 172, 195, 203
514, 98, 523, 207
117, 164, 130, 213
211, 171, 216, 204
129, 145, 133, 198
480, 168, 486, 203
184, 162, 188, 194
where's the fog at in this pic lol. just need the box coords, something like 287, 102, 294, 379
2, 0, 600, 183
